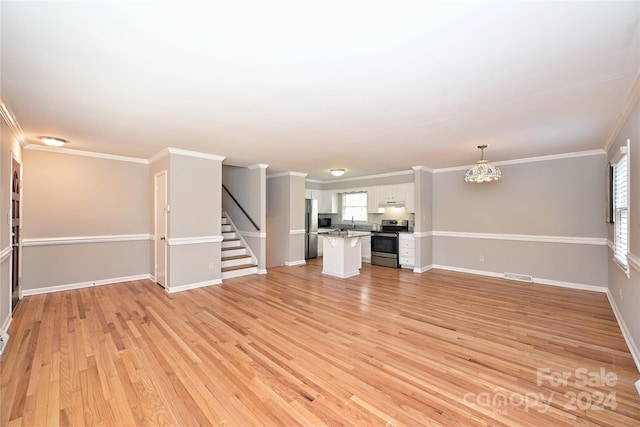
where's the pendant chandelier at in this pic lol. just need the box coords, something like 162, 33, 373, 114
464, 145, 502, 183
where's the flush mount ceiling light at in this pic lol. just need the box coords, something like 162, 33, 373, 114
39, 136, 68, 147
464, 145, 502, 183
330, 168, 345, 177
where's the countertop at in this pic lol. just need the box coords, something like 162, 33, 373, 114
318, 230, 371, 238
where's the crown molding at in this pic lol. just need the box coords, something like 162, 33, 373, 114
24, 144, 149, 164
166, 147, 226, 162
248, 163, 269, 169
0, 99, 26, 146
433, 149, 606, 173
312, 169, 413, 184
604, 70, 640, 153
148, 148, 170, 164
267, 171, 308, 179
412, 166, 434, 173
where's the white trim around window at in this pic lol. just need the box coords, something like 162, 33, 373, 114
611, 141, 630, 276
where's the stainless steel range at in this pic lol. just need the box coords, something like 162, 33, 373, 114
371, 219, 409, 268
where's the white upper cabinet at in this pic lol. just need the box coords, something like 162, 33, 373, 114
403, 183, 415, 213
318, 191, 338, 213
366, 187, 383, 213
305, 189, 338, 213
377, 183, 414, 212
308, 181, 415, 214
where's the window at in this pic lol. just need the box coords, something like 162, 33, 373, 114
342, 192, 368, 222
612, 144, 629, 271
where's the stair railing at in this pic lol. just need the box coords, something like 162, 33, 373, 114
222, 184, 260, 231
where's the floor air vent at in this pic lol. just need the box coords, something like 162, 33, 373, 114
504, 272, 533, 282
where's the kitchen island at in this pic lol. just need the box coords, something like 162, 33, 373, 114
320, 230, 371, 278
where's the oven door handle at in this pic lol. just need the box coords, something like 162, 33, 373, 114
372, 233, 398, 238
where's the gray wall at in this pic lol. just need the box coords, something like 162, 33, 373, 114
606, 97, 640, 369
21, 149, 150, 292
0, 108, 23, 337
432, 153, 608, 288
167, 152, 223, 289
289, 174, 306, 264
413, 167, 433, 271
266, 175, 290, 267
266, 173, 306, 267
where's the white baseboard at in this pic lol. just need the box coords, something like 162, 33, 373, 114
21, 274, 151, 296
167, 279, 222, 293
430, 264, 607, 293
258, 269, 268, 275
413, 265, 433, 273
606, 290, 640, 373
322, 269, 360, 279
534, 277, 607, 293
285, 260, 306, 267
0, 315, 12, 356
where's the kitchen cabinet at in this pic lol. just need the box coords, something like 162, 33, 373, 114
403, 183, 415, 213
377, 183, 415, 212
399, 233, 415, 269
361, 235, 371, 262
366, 187, 384, 214
319, 191, 338, 214
305, 189, 319, 200
378, 185, 399, 204
305, 189, 339, 214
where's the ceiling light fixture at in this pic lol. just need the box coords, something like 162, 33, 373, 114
464, 145, 502, 183
39, 136, 68, 147
330, 168, 345, 177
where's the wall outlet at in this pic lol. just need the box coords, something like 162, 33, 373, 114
620, 288, 623, 298
479, 255, 485, 262
209, 262, 215, 269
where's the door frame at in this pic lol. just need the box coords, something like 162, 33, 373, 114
154, 170, 168, 287
10, 152, 23, 311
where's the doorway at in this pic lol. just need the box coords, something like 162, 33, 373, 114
11, 156, 22, 311
154, 171, 167, 287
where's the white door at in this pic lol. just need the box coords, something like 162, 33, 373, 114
155, 171, 167, 287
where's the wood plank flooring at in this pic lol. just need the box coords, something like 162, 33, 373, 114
1, 259, 639, 426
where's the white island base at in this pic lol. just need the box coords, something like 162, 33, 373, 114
321, 233, 368, 278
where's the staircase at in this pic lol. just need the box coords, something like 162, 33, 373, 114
221, 214, 258, 280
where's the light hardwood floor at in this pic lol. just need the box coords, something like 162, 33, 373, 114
1, 259, 639, 426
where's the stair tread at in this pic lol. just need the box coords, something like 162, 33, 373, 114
221, 263, 258, 272
222, 254, 251, 261
222, 246, 245, 251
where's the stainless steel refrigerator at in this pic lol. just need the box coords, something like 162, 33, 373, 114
305, 199, 318, 259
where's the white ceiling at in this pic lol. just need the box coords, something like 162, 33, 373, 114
2, 1, 639, 180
